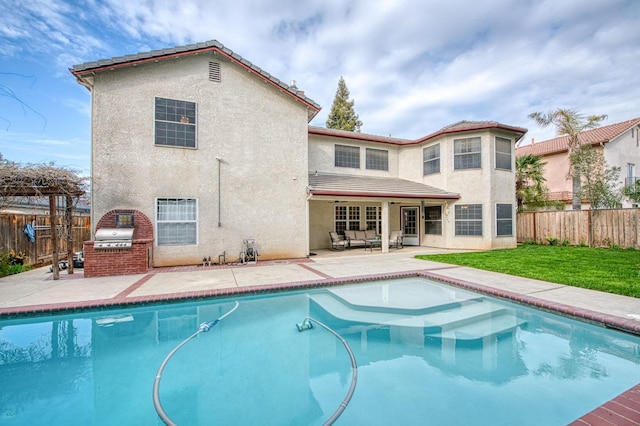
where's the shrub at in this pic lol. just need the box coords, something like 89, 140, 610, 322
522, 239, 537, 245
0, 251, 31, 277
561, 239, 571, 246
545, 237, 559, 246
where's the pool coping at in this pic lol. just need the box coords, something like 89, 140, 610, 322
1, 268, 639, 424
2, 269, 640, 338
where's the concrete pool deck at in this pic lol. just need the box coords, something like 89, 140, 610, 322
1, 246, 639, 425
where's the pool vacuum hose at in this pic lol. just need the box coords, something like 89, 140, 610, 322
297, 317, 358, 426
152, 301, 239, 426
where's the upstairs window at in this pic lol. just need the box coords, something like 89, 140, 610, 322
454, 137, 481, 170
366, 148, 388, 171
495, 137, 512, 170
155, 97, 197, 148
423, 143, 440, 175
335, 145, 360, 168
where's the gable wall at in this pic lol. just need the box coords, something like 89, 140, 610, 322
90, 54, 310, 265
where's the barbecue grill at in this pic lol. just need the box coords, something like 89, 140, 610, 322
94, 228, 134, 249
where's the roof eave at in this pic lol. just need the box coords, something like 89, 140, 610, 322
516, 139, 612, 157
308, 126, 410, 145
414, 123, 528, 145
309, 190, 460, 199
70, 43, 321, 120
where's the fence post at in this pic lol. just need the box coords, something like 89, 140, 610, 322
588, 209, 593, 247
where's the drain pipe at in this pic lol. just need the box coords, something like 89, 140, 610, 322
216, 156, 223, 227
153, 301, 239, 425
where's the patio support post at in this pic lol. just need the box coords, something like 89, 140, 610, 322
381, 201, 389, 253
49, 195, 59, 280
66, 195, 74, 274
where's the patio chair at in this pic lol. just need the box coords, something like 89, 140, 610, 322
329, 231, 349, 250
389, 230, 403, 249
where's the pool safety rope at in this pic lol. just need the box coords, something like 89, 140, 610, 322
297, 317, 358, 426
152, 301, 240, 426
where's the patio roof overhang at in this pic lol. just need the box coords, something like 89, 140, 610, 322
307, 173, 460, 201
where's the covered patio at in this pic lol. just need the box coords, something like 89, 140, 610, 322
307, 172, 459, 253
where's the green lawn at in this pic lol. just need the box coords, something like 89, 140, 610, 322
416, 245, 640, 298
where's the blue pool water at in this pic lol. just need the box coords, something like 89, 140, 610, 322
1, 277, 640, 425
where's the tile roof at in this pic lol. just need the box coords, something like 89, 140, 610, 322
308, 172, 460, 200
310, 120, 528, 147
308, 126, 411, 145
415, 121, 528, 145
70, 39, 321, 115
516, 117, 640, 157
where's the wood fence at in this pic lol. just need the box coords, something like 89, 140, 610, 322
0, 213, 91, 266
517, 208, 639, 248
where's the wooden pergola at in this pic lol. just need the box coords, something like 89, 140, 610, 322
0, 163, 86, 280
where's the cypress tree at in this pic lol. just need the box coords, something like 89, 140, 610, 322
326, 77, 363, 132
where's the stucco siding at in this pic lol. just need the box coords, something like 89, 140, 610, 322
308, 135, 400, 177
307, 129, 518, 251
541, 152, 571, 196
604, 130, 640, 207
91, 54, 310, 265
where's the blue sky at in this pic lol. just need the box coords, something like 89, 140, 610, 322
1, 0, 639, 175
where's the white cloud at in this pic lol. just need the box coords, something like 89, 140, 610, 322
1, 0, 639, 168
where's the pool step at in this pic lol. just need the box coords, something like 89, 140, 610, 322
427, 312, 526, 342
310, 292, 525, 342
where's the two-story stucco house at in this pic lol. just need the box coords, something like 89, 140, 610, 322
71, 39, 526, 269
516, 117, 640, 209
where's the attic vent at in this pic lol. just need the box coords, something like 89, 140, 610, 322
209, 62, 221, 82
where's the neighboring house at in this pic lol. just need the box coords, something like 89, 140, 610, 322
71, 39, 527, 267
0, 197, 90, 216
516, 117, 640, 209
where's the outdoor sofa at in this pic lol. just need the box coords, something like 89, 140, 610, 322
329, 230, 403, 250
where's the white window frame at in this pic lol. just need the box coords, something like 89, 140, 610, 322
424, 205, 442, 235
335, 205, 361, 231
156, 198, 198, 246
454, 137, 481, 170
455, 204, 482, 236
495, 137, 512, 170
365, 206, 382, 233
366, 148, 389, 171
154, 97, 197, 148
335, 144, 360, 168
496, 203, 513, 236
423, 143, 440, 175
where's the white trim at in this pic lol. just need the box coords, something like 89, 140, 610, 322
155, 197, 199, 246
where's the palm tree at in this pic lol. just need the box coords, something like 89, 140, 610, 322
516, 154, 548, 212
528, 108, 607, 210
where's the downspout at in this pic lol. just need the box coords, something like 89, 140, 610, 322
306, 187, 313, 257
216, 157, 222, 227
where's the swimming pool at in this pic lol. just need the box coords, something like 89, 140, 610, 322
1, 277, 639, 425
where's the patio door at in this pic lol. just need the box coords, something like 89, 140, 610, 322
401, 206, 419, 246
